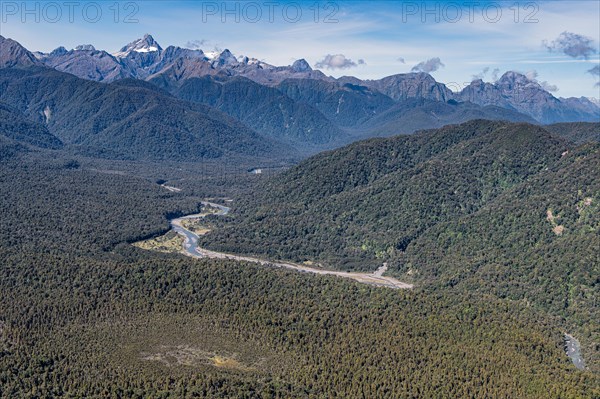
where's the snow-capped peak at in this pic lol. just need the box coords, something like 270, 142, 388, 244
202, 49, 238, 66
204, 50, 220, 60
587, 97, 600, 108
215, 49, 237, 66
113, 34, 162, 58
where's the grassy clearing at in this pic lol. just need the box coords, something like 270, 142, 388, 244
94, 315, 284, 377
133, 231, 184, 254
181, 219, 212, 235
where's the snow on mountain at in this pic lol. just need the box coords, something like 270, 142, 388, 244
113, 34, 162, 58
586, 97, 600, 108
203, 51, 219, 60
3, 33, 596, 124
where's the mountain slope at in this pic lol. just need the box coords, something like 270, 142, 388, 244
171, 75, 345, 148
200, 119, 599, 369
0, 102, 62, 150
40, 46, 130, 82
362, 98, 535, 136
400, 143, 600, 367
0, 67, 290, 161
0, 35, 41, 67
200, 120, 567, 268
277, 78, 396, 128
344, 72, 453, 102
460, 72, 600, 123
544, 122, 600, 144
11, 33, 595, 125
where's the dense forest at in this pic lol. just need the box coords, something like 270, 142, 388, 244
1, 33, 598, 397
545, 122, 600, 144
1, 142, 599, 396
200, 120, 569, 267
199, 120, 600, 372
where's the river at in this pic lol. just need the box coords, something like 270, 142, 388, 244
170, 202, 413, 289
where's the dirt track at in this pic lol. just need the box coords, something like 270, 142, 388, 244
171, 202, 413, 290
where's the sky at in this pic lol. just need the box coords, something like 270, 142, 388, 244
1, 0, 599, 98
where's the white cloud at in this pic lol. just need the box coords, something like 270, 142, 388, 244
471, 66, 490, 81
525, 70, 559, 92
412, 57, 445, 73
315, 54, 363, 70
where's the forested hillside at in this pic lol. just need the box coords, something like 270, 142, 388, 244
545, 122, 600, 144
0, 102, 62, 150
201, 120, 567, 268
199, 120, 599, 370
0, 67, 292, 161
173, 76, 345, 148
400, 142, 600, 366
0, 150, 598, 397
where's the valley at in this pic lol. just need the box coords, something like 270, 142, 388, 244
162, 202, 414, 289
0, 21, 599, 398
0, 108, 598, 399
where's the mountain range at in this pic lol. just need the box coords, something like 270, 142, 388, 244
0, 67, 290, 161
0, 34, 598, 161
22, 34, 600, 123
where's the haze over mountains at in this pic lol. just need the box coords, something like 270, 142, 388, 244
0, 33, 598, 162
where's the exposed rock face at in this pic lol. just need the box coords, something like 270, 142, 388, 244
292, 59, 311, 72
31, 34, 329, 86
214, 49, 238, 67
0, 35, 41, 67
459, 72, 600, 123
357, 73, 454, 102
459, 79, 513, 109
559, 97, 600, 118
112, 33, 163, 57
2, 34, 598, 124
40, 48, 130, 82
49, 47, 68, 56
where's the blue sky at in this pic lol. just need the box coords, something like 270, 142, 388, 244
1, 0, 599, 98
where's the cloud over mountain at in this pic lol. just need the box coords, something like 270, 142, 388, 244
540, 81, 559, 92
589, 65, 600, 88
315, 54, 363, 70
186, 39, 208, 49
525, 70, 559, 92
471, 67, 490, 81
411, 57, 444, 73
